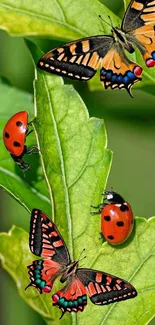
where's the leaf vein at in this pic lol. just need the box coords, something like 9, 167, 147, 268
42, 73, 74, 255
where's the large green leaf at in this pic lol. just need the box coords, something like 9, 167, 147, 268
0, 0, 119, 39
19, 40, 111, 322
0, 80, 51, 215
0, 217, 155, 325
27, 40, 112, 255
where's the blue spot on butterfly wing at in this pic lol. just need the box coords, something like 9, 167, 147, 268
106, 71, 112, 80
117, 74, 124, 84
152, 51, 155, 60
124, 75, 130, 85
126, 71, 135, 80
111, 74, 117, 83
100, 69, 106, 76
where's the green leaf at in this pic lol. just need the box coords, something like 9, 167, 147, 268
123, 0, 130, 9
26, 39, 112, 257
123, 0, 127, 11
0, 0, 119, 39
1, 217, 155, 325
0, 79, 51, 215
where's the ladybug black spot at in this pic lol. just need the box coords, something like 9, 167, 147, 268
5, 132, 10, 138
107, 235, 114, 240
116, 221, 124, 227
120, 204, 129, 212
104, 216, 111, 221
16, 121, 23, 127
13, 141, 21, 147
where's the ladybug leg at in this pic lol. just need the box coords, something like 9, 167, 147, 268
99, 232, 104, 240
28, 117, 38, 126
26, 117, 38, 137
26, 146, 39, 155
91, 204, 101, 209
90, 204, 101, 215
26, 129, 34, 137
11, 154, 30, 171
90, 211, 101, 215
90, 203, 107, 214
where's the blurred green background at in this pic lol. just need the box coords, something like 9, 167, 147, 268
0, 0, 155, 324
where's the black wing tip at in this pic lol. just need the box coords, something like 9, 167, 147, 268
31, 208, 41, 215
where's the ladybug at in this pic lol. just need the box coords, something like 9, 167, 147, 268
91, 190, 133, 245
3, 111, 38, 170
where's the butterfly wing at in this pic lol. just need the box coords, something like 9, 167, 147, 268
77, 268, 137, 305
129, 25, 155, 67
100, 44, 142, 96
29, 209, 70, 264
26, 209, 71, 293
37, 36, 114, 81
52, 276, 87, 318
122, 0, 155, 32
122, 1, 155, 68
26, 259, 61, 293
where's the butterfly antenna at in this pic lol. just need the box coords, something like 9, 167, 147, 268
108, 15, 114, 28
78, 248, 86, 262
98, 15, 112, 28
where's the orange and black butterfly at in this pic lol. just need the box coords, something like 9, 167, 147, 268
26, 209, 137, 318
37, 0, 155, 97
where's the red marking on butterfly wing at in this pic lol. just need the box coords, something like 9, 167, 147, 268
77, 268, 137, 305
29, 209, 70, 265
52, 277, 87, 318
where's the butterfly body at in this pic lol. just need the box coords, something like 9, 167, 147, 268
59, 261, 78, 283
38, 0, 155, 96
111, 27, 134, 53
26, 209, 137, 318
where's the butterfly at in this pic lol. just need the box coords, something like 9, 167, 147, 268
25, 209, 137, 318
37, 0, 155, 97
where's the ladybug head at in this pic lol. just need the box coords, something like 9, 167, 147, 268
104, 190, 125, 204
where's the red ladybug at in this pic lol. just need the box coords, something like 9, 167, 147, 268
91, 190, 133, 245
3, 111, 38, 170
